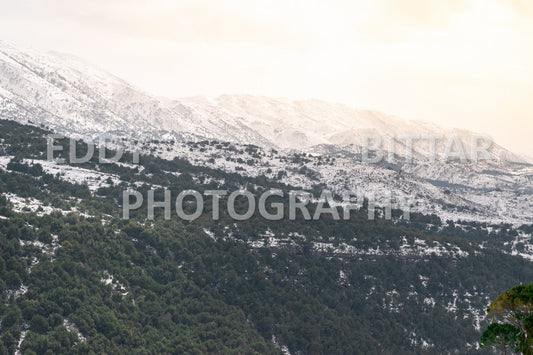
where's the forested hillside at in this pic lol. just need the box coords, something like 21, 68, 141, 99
0, 119, 532, 354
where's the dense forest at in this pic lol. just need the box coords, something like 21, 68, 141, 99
0, 119, 532, 354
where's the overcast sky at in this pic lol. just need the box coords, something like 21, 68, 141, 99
0, 0, 532, 156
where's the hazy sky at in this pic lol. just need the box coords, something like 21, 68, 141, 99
0, 0, 532, 156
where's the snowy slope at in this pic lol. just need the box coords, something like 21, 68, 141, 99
0, 40, 527, 162
146, 139, 533, 225
0, 41, 531, 225
181, 94, 523, 163
0, 41, 269, 144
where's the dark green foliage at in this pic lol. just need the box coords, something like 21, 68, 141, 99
480, 323, 520, 354
0, 119, 531, 354
483, 283, 533, 354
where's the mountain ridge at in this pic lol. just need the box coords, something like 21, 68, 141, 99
0, 41, 532, 225
0, 40, 529, 164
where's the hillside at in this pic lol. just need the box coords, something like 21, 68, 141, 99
0, 120, 532, 354
0, 41, 531, 227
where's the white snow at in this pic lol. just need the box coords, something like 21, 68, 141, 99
100, 271, 128, 296
6, 283, 28, 300
32, 159, 120, 192
63, 319, 87, 342
14, 329, 28, 355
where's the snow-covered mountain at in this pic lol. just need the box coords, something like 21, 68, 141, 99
0, 40, 531, 224
179, 95, 528, 164
0, 40, 527, 161
0, 41, 271, 145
